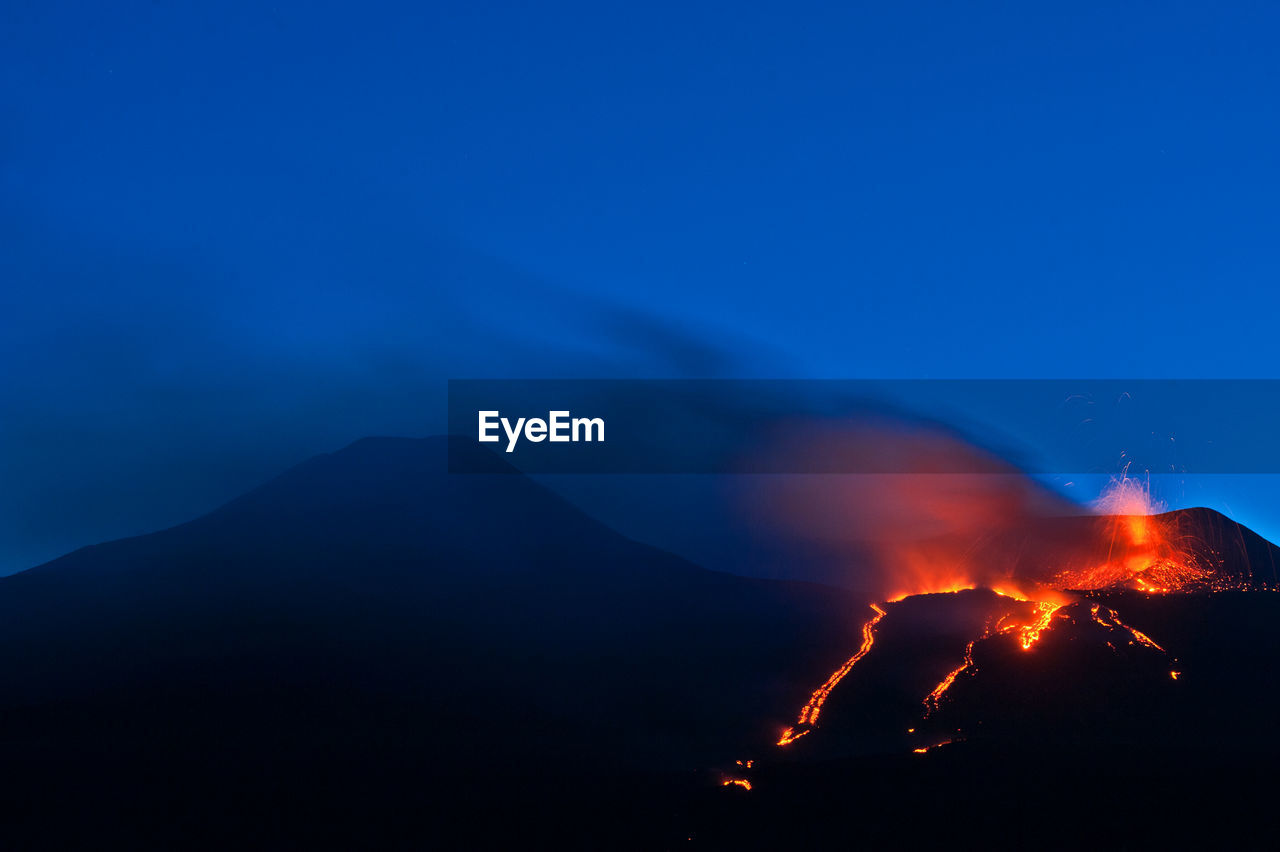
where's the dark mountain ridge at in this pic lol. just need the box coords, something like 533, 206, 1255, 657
0, 436, 862, 847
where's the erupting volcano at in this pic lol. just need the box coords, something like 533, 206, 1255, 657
757, 477, 1274, 766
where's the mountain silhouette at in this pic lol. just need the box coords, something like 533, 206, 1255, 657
0, 436, 861, 848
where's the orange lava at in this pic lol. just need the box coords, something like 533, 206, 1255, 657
777, 603, 886, 746
924, 639, 978, 716
775, 727, 809, 746
923, 596, 1065, 718
1090, 603, 1166, 651
1011, 601, 1064, 651
912, 739, 955, 754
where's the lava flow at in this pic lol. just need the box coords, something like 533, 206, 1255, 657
1009, 600, 1064, 651
921, 594, 1066, 716
772, 477, 1219, 755
777, 591, 1083, 746
924, 636, 977, 716
777, 603, 886, 746
1090, 603, 1165, 651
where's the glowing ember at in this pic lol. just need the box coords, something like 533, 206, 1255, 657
721, 778, 753, 791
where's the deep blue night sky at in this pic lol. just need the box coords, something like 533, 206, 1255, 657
4, 2, 1280, 573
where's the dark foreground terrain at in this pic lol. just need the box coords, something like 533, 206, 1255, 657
0, 437, 859, 848
2, 438, 1279, 849
689, 588, 1280, 849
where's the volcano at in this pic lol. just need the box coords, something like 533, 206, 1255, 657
760, 498, 1279, 747
699, 505, 1280, 848
3, 439, 1280, 848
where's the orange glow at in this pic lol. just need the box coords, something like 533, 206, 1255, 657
721, 778, 753, 791
1126, 514, 1150, 546
1170, 670, 1180, 680
1053, 477, 1236, 594
887, 582, 975, 603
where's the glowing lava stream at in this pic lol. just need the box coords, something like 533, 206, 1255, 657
924, 637, 979, 716
1090, 603, 1166, 651
921, 600, 1174, 720
777, 603, 887, 746
781, 594, 1069, 745
1011, 601, 1065, 650
923, 599, 1065, 716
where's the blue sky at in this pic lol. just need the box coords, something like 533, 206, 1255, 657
4, 2, 1280, 572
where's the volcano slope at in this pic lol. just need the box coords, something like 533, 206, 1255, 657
0, 437, 863, 849
693, 508, 1280, 849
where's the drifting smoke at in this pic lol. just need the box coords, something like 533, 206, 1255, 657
746, 419, 1215, 602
